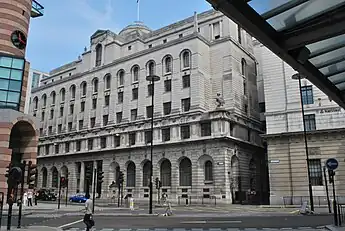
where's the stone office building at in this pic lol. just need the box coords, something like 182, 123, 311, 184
254, 41, 345, 205
31, 10, 266, 204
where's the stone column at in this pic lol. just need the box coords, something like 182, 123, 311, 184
79, 162, 85, 192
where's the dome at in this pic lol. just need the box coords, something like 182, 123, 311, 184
119, 21, 152, 36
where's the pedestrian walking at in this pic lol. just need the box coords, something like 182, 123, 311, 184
34, 190, 38, 206
23, 191, 28, 207
83, 194, 94, 231
27, 190, 33, 206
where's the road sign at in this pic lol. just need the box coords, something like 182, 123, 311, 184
326, 158, 338, 170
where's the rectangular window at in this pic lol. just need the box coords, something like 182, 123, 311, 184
259, 102, 265, 113
182, 75, 190, 88
50, 109, 54, 119
92, 98, 97, 109
59, 107, 63, 117
213, 22, 220, 39
116, 112, 122, 123
80, 101, 85, 112
148, 84, 153, 96
90, 117, 96, 128
146, 106, 153, 118
132, 88, 138, 100
163, 102, 171, 115
68, 122, 72, 132
39, 128, 43, 136
238, 25, 242, 44
100, 137, 107, 149
201, 122, 211, 136
76, 140, 81, 151
45, 144, 49, 155
244, 104, 248, 114
118, 92, 123, 104
48, 126, 52, 135
162, 128, 170, 141
181, 125, 190, 139
55, 144, 59, 154
41, 111, 45, 121
145, 131, 152, 144
131, 109, 137, 121
88, 139, 93, 150
304, 114, 316, 131
114, 135, 120, 147
103, 115, 108, 126
79, 120, 83, 130
163, 39, 167, 43
182, 98, 191, 112
65, 142, 70, 153
148, 44, 152, 48
104, 95, 110, 107
58, 124, 62, 134
69, 104, 74, 115
301, 86, 314, 105
129, 132, 136, 146
128, 46, 132, 51
309, 159, 323, 186
164, 79, 171, 92
179, 34, 183, 38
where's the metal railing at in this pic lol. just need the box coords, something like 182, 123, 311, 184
337, 203, 345, 226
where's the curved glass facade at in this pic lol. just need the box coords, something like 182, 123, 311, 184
0, 55, 25, 110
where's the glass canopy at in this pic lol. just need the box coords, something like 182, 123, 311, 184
206, 0, 345, 108
31, 0, 44, 18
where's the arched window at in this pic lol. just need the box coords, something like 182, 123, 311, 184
132, 66, 139, 82
148, 61, 155, 76
179, 157, 192, 186
81, 82, 87, 97
142, 161, 151, 187
60, 88, 65, 102
204, 160, 213, 181
104, 74, 111, 90
165, 56, 172, 73
118, 70, 125, 86
51, 167, 58, 188
41, 167, 47, 188
42, 94, 47, 107
92, 78, 99, 93
70, 85, 76, 99
33, 97, 38, 109
241, 59, 246, 77
160, 159, 171, 186
182, 51, 190, 68
95, 44, 102, 67
126, 162, 136, 187
51, 91, 56, 104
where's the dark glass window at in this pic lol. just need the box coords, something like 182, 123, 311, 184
301, 86, 314, 105
164, 79, 171, 92
308, 159, 322, 186
304, 114, 316, 131
182, 75, 190, 88
162, 128, 170, 141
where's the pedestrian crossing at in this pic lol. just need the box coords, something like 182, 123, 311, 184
63, 228, 325, 231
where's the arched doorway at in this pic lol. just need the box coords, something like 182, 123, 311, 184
41, 167, 48, 188
126, 161, 136, 187
9, 121, 37, 167
142, 160, 151, 187
179, 157, 192, 186
160, 159, 171, 186
51, 167, 59, 188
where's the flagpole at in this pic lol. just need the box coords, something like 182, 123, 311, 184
137, 0, 140, 21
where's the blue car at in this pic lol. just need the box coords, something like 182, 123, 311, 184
69, 193, 88, 203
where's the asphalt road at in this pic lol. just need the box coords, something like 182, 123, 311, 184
33, 214, 333, 230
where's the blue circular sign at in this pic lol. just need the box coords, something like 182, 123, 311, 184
326, 158, 338, 170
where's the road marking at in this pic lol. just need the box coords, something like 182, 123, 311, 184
208, 221, 242, 224
181, 221, 207, 224
58, 219, 83, 229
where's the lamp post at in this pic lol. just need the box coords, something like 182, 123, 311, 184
292, 73, 314, 212
146, 75, 160, 214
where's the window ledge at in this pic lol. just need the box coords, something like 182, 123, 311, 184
182, 67, 190, 71
204, 180, 214, 185
164, 72, 172, 76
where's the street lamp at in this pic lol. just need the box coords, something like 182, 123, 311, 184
146, 75, 160, 214
292, 73, 314, 212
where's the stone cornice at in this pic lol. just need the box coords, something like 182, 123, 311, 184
264, 105, 342, 116
262, 127, 345, 139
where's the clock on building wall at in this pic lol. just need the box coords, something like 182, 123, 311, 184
11, 30, 27, 50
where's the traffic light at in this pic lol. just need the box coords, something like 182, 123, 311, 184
159, 180, 162, 189
118, 171, 124, 185
60, 176, 68, 188
27, 161, 37, 187
155, 177, 159, 189
97, 169, 104, 184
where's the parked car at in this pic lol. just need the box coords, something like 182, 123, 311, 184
69, 193, 88, 203
36, 189, 57, 201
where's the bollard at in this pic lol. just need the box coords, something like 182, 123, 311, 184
130, 198, 134, 210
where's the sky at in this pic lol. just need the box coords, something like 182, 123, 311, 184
26, 0, 213, 73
